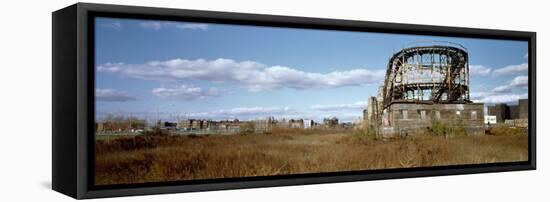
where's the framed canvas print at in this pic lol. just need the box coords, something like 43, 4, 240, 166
52, 3, 536, 199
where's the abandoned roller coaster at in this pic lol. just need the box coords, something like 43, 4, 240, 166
366, 42, 484, 137
381, 42, 471, 110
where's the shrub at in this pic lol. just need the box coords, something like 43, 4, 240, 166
450, 119, 467, 137
239, 122, 256, 135
353, 123, 376, 137
428, 119, 468, 137
143, 127, 169, 136
95, 129, 528, 185
489, 126, 527, 136
95, 136, 158, 154
429, 120, 447, 136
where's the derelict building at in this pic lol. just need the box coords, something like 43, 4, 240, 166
365, 42, 484, 137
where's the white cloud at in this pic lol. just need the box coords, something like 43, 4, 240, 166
139, 21, 162, 30
492, 75, 528, 93
152, 85, 225, 100
471, 92, 528, 104
492, 63, 528, 76
472, 74, 529, 104
139, 21, 208, 30
472, 75, 528, 104
95, 88, 135, 102
98, 58, 385, 92
469, 65, 491, 76
311, 101, 368, 111
174, 23, 208, 30
101, 22, 123, 30
491, 86, 509, 93
188, 106, 295, 119
510, 75, 529, 86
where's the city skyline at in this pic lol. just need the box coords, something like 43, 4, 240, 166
95, 17, 529, 122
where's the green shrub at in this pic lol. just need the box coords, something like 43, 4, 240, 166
352, 123, 377, 139
144, 127, 169, 136
428, 119, 467, 137
239, 122, 256, 135
451, 119, 468, 137
430, 120, 447, 136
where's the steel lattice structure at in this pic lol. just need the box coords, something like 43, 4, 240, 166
381, 43, 471, 110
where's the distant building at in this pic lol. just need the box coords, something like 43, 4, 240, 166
95, 122, 104, 132
487, 99, 528, 123
509, 105, 519, 120
303, 119, 314, 129
179, 119, 192, 129
340, 122, 354, 129
200, 120, 209, 129
191, 120, 201, 129
485, 115, 497, 124
323, 117, 339, 128
488, 103, 510, 123
289, 119, 304, 129
366, 96, 379, 126
254, 117, 274, 131
519, 99, 529, 119
217, 119, 241, 130
162, 121, 178, 130
276, 118, 289, 128
179, 119, 209, 130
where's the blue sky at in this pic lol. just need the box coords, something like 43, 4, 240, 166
95, 17, 529, 123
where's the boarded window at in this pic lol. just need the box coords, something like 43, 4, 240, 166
402, 110, 408, 120
471, 111, 477, 120
435, 111, 441, 120
420, 110, 426, 120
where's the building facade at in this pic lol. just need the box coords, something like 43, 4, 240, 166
382, 103, 484, 136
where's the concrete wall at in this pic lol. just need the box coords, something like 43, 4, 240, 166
509, 105, 519, 120
367, 96, 378, 123
487, 99, 529, 122
519, 99, 529, 119
488, 103, 510, 123
383, 103, 484, 136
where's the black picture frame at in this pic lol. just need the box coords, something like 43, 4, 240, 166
52, 2, 536, 199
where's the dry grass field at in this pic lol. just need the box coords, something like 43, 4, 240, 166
94, 127, 528, 185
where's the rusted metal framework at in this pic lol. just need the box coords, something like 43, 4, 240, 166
381, 42, 471, 110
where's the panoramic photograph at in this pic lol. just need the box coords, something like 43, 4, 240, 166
94, 17, 529, 185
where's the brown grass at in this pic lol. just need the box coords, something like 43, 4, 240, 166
95, 128, 528, 185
